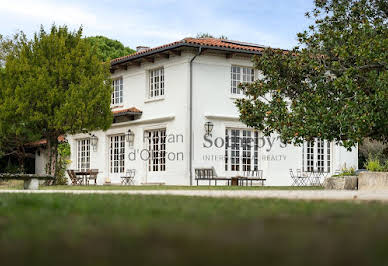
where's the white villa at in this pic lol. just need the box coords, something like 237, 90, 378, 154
35, 37, 358, 186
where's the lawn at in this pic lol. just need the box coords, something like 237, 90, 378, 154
0, 180, 322, 190
0, 193, 388, 266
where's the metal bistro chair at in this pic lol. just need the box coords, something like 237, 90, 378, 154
289, 169, 299, 186
121, 169, 135, 185
297, 169, 309, 186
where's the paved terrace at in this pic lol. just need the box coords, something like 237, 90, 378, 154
1, 189, 388, 202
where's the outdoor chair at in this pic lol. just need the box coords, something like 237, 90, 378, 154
87, 169, 99, 185
121, 169, 135, 185
289, 169, 299, 186
243, 170, 265, 186
194, 168, 229, 186
67, 169, 83, 185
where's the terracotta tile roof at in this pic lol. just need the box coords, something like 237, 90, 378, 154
112, 107, 142, 115
183, 38, 267, 53
111, 37, 270, 65
26, 135, 66, 147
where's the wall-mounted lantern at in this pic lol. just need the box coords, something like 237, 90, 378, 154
126, 129, 135, 148
90, 134, 98, 152
204, 121, 214, 137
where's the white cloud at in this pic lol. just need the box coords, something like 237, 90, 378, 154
0, 0, 97, 27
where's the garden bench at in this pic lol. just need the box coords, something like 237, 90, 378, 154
240, 170, 266, 186
194, 168, 230, 186
0, 173, 54, 190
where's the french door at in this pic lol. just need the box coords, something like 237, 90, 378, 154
225, 128, 260, 174
109, 135, 125, 180
302, 139, 331, 172
144, 129, 166, 182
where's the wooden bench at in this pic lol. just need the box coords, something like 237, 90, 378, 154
195, 168, 230, 186
0, 173, 54, 190
240, 170, 266, 186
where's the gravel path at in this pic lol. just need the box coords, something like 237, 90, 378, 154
1, 189, 388, 202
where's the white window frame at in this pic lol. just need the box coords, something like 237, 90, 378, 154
112, 77, 123, 105
144, 128, 166, 172
109, 135, 125, 174
225, 128, 260, 172
148, 67, 164, 99
302, 139, 331, 173
77, 139, 90, 172
231, 65, 254, 95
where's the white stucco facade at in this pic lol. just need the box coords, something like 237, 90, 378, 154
42, 42, 358, 186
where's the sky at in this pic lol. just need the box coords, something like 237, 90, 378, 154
0, 0, 316, 50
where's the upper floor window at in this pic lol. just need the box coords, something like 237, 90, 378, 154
231, 66, 254, 95
112, 78, 123, 105
149, 67, 164, 98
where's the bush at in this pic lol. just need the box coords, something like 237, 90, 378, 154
359, 139, 388, 169
364, 157, 386, 172
333, 167, 356, 177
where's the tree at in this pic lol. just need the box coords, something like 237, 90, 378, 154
196, 33, 228, 39
85, 36, 135, 62
2, 25, 113, 176
0, 32, 39, 172
236, 0, 388, 149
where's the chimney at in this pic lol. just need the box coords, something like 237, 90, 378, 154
136, 46, 150, 52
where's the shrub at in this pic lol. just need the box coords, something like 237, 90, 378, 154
333, 167, 356, 177
364, 157, 385, 172
359, 139, 388, 169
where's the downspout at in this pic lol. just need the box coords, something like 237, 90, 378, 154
189, 47, 202, 186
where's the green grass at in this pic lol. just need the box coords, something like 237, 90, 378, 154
0, 181, 323, 190
1, 193, 388, 266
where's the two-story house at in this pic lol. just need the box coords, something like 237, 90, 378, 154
36, 37, 358, 185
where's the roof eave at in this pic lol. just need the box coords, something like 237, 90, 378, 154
110, 43, 262, 67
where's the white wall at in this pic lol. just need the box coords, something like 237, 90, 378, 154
191, 52, 358, 186
35, 148, 48, 175
42, 49, 358, 186
67, 53, 192, 185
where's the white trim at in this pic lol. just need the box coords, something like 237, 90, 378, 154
205, 114, 240, 121
111, 114, 175, 127
144, 97, 165, 103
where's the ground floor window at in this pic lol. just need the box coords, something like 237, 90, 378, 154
109, 135, 125, 173
145, 129, 166, 172
225, 128, 259, 172
302, 139, 331, 172
77, 139, 90, 171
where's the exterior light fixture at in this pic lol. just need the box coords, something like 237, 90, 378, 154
90, 134, 98, 152
204, 121, 214, 136
126, 129, 135, 148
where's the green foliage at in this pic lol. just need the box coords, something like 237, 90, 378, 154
54, 142, 71, 185
2, 25, 113, 175
359, 138, 388, 167
0, 32, 40, 170
364, 156, 388, 172
236, 0, 388, 149
85, 36, 135, 62
196, 33, 228, 39
334, 167, 356, 177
